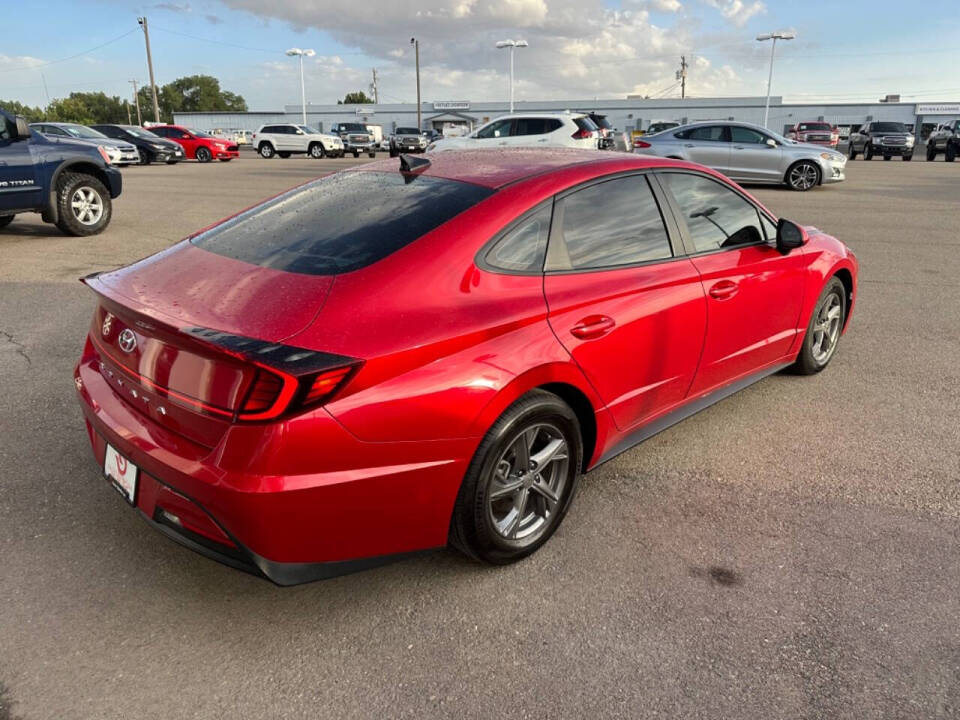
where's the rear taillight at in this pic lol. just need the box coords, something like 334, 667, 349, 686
571, 128, 593, 139
633, 139, 651, 148
240, 370, 285, 413
236, 361, 360, 421
302, 366, 356, 406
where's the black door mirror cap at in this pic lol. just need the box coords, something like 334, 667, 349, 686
776, 218, 807, 254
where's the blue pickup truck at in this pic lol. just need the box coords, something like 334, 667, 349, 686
0, 108, 122, 235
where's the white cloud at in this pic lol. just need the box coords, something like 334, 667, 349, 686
703, 0, 765, 27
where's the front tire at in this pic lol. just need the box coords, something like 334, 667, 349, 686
786, 161, 820, 191
902, 154, 912, 161
927, 143, 937, 161
54, 173, 112, 237
352, 150, 360, 158
848, 143, 857, 160
883, 154, 891, 161
139, 151, 152, 166
946, 144, 957, 162
309, 143, 325, 159
792, 277, 846, 375
864, 144, 874, 160
195, 147, 212, 163
0, 215, 14, 229
258, 143, 275, 159
450, 389, 583, 564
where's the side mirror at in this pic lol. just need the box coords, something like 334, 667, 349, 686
14, 115, 31, 139
766, 138, 777, 148
776, 218, 807, 254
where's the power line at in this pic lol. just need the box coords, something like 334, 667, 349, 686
0, 27, 139, 73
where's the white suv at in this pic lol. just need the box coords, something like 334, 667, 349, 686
427, 113, 600, 152
253, 124, 344, 159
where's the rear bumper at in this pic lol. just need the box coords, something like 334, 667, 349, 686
74, 342, 474, 583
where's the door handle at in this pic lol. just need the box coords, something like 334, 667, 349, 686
570, 315, 616, 339
708, 280, 739, 300
683, 143, 694, 148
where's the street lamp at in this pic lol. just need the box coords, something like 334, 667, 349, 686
286, 47, 316, 125
410, 38, 421, 130
495, 39, 528, 113
756, 31, 794, 129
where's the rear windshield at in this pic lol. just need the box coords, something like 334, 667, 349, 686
574, 117, 599, 132
192, 171, 493, 275
591, 115, 613, 129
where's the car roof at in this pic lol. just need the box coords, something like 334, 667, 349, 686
355, 148, 697, 190
485, 112, 586, 121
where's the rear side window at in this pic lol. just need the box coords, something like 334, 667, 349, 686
192, 171, 494, 275
661, 173, 764, 253
551, 175, 672, 271
683, 126, 728, 141
574, 117, 598, 133
514, 118, 548, 136
484, 204, 552, 272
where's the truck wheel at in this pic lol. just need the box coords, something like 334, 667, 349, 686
927, 144, 937, 161
389, 145, 399, 158
352, 150, 360, 158
0, 215, 14, 229
55, 173, 112, 237
946, 144, 957, 162
309, 143, 325, 159
883, 154, 891, 161
258, 143, 274, 159
864, 144, 874, 160
368, 151, 376, 158
847, 143, 857, 160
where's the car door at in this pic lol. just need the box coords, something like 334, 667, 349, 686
678, 125, 732, 174
0, 115, 41, 213
543, 173, 708, 431
471, 119, 513, 148
657, 171, 808, 395
728, 125, 783, 182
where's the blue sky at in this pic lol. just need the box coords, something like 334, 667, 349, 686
2, 0, 959, 110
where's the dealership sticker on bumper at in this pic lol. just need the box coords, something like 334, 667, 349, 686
104, 443, 138, 505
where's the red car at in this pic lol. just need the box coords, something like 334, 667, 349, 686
75, 150, 857, 584
785, 122, 839, 148
147, 124, 239, 162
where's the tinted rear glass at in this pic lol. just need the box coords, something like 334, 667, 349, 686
192, 171, 493, 275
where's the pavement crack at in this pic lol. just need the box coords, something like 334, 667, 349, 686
1, 329, 32, 367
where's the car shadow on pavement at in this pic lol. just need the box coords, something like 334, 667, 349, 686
0, 681, 23, 720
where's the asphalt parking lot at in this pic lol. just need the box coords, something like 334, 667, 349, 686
1, 153, 958, 720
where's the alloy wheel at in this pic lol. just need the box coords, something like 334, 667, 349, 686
71, 187, 104, 226
486, 422, 569, 545
811, 291, 843, 365
789, 162, 818, 191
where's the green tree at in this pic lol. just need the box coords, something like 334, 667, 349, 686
0, 99, 45, 122
45, 92, 128, 124
137, 75, 247, 124
339, 91, 374, 105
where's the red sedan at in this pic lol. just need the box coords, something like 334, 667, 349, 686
147, 124, 239, 162
74, 150, 857, 584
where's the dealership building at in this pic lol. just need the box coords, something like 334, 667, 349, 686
174, 97, 960, 139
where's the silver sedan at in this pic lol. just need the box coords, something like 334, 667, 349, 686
633, 121, 847, 191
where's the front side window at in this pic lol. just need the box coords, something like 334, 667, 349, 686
192, 171, 493, 275
551, 175, 672, 271
661, 173, 764, 253
485, 204, 551, 272
475, 119, 512, 139
730, 126, 769, 144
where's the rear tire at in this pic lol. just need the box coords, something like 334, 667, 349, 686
0, 215, 14, 229
389, 145, 399, 158
54, 172, 112, 237
792, 277, 846, 375
449, 389, 583, 564
927, 144, 937, 161
946, 144, 957, 162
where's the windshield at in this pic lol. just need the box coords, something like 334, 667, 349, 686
297, 125, 317, 134
192, 171, 493, 275
341, 124, 365, 132
63, 125, 108, 139
797, 123, 831, 132
395, 127, 420, 135
122, 126, 161, 139
187, 128, 214, 138
872, 122, 907, 133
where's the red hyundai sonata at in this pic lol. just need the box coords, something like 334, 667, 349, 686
75, 149, 857, 584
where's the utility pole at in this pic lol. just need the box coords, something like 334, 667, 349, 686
137, 17, 161, 123
370, 68, 379, 104
676, 56, 688, 99
410, 38, 421, 129
129, 79, 142, 126
125, 101, 131, 125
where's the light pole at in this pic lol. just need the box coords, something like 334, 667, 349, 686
286, 47, 316, 125
756, 31, 794, 129
410, 38, 421, 129
495, 39, 528, 113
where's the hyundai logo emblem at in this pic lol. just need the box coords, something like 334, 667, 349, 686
118, 328, 137, 353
